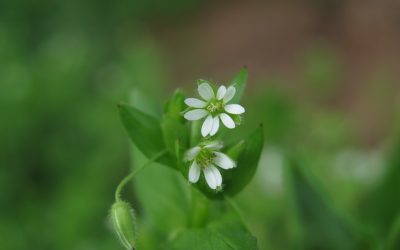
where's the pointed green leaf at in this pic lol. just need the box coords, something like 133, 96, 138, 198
189, 120, 202, 147
164, 89, 186, 121
225, 140, 246, 160
118, 103, 174, 167
162, 90, 189, 170
229, 67, 248, 104
132, 147, 191, 232
224, 126, 264, 196
161, 114, 188, 166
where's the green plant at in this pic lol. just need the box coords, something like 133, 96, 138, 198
110, 68, 264, 249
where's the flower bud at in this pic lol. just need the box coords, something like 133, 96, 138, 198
110, 201, 137, 250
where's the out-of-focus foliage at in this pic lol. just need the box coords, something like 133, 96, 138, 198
0, 0, 200, 249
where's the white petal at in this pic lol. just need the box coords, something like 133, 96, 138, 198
214, 152, 235, 169
223, 86, 236, 103
224, 104, 245, 114
209, 116, 220, 136
184, 146, 201, 161
184, 109, 208, 121
220, 113, 235, 129
203, 166, 217, 189
216, 85, 227, 100
188, 161, 201, 183
185, 98, 207, 108
204, 141, 223, 150
198, 82, 214, 101
210, 165, 222, 187
201, 115, 213, 137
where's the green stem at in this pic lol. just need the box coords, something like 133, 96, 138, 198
225, 196, 248, 228
115, 150, 167, 202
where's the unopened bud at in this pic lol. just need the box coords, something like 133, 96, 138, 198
111, 201, 137, 250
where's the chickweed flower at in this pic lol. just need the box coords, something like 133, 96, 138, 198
184, 141, 236, 190
184, 82, 245, 137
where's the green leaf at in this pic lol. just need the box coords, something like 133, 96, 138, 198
161, 90, 190, 170
164, 89, 186, 121
161, 114, 188, 165
166, 203, 258, 250
118, 103, 174, 167
132, 147, 191, 232
129, 88, 160, 118
229, 67, 248, 104
287, 157, 374, 250
224, 126, 264, 196
189, 121, 202, 147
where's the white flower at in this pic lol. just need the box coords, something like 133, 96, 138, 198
183, 82, 245, 137
184, 141, 236, 190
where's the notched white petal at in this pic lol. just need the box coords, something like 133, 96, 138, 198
201, 115, 213, 137
220, 113, 235, 129
210, 116, 220, 136
203, 166, 217, 189
214, 152, 235, 169
198, 82, 214, 101
184, 146, 201, 161
210, 165, 222, 187
184, 109, 208, 121
184, 98, 207, 108
216, 85, 227, 100
223, 86, 236, 103
224, 104, 245, 114
188, 161, 201, 183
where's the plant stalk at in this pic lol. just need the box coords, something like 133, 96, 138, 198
115, 150, 167, 202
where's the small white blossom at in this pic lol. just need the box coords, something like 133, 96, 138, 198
184, 141, 236, 190
183, 82, 245, 137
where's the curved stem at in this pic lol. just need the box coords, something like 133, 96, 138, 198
115, 150, 167, 202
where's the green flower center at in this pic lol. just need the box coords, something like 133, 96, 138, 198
195, 148, 215, 168
206, 99, 224, 115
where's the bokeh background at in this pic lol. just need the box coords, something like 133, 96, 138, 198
1, 0, 400, 249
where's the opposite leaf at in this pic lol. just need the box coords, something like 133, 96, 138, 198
118, 103, 174, 168
162, 89, 189, 156
229, 67, 248, 104
224, 125, 264, 196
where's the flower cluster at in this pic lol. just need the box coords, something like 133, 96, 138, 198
183, 82, 245, 190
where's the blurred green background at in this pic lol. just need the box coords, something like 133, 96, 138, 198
1, 0, 400, 249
